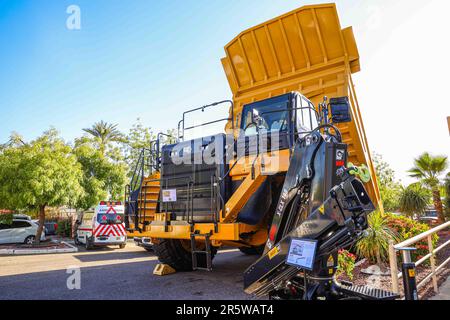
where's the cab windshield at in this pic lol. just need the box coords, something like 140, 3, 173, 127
241, 95, 290, 136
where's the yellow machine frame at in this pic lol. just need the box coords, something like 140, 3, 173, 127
128, 3, 380, 249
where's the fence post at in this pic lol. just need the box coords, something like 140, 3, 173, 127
401, 248, 418, 300
427, 234, 439, 293
389, 240, 399, 294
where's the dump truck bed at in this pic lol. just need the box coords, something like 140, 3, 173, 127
221, 3, 380, 206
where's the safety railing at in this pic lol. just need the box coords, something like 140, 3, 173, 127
138, 176, 192, 229
177, 100, 234, 141
125, 132, 178, 229
136, 174, 222, 230
388, 221, 450, 298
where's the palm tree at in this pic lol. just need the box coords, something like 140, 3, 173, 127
408, 152, 448, 223
399, 183, 430, 217
83, 121, 124, 155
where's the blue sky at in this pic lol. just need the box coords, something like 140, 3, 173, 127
0, 0, 449, 184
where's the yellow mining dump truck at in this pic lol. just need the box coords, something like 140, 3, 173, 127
125, 3, 380, 274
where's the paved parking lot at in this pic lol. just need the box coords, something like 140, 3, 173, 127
0, 242, 259, 300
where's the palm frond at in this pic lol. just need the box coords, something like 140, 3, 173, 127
82, 121, 124, 145
409, 153, 448, 187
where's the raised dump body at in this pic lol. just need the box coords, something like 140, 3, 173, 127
221, 3, 380, 206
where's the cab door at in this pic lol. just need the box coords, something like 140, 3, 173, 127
77, 212, 94, 244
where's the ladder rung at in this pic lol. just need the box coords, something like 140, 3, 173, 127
190, 232, 213, 271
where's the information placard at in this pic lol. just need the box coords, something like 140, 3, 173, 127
286, 238, 318, 270
162, 189, 177, 202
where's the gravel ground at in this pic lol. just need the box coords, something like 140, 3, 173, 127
0, 240, 72, 251
337, 230, 450, 300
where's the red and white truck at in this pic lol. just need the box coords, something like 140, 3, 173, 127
75, 201, 127, 250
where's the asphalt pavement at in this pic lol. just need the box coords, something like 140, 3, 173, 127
0, 242, 260, 300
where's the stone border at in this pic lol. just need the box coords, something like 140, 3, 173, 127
0, 241, 78, 255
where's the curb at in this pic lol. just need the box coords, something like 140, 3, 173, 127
0, 241, 78, 255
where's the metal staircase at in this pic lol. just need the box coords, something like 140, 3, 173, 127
125, 139, 162, 232
137, 174, 161, 231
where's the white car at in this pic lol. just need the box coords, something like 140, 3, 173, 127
0, 219, 46, 244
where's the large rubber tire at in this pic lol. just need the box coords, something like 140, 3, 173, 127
153, 239, 217, 271
239, 245, 265, 255
74, 235, 81, 246
85, 237, 93, 250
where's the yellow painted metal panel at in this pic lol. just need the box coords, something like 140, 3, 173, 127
222, 3, 381, 208
139, 223, 243, 241
223, 3, 351, 96
222, 168, 266, 223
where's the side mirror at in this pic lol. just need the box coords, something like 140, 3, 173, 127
330, 97, 351, 123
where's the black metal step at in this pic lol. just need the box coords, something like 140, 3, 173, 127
190, 232, 213, 272
337, 281, 399, 300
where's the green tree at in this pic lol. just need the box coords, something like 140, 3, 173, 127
444, 173, 450, 219
83, 121, 124, 155
0, 132, 27, 149
122, 119, 177, 188
74, 137, 127, 210
373, 153, 402, 212
399, 183, 430, 217
122, 119, 156, 180
0, 129, 84, 244
408, 152, 448, 223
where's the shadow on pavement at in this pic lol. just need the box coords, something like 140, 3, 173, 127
73, 250, 151, 262
0, 250, 261, 300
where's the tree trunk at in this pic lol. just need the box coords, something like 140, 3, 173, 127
432, 187, 445, 224
35, 205, 46, 245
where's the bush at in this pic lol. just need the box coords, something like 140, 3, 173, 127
384, 213, 438, 262
56, 219, 73, 238
337, 250, 357, 280
444, 173, 450, 219
0, 213, 13, 225
355, 210, 399, 265
399, 183, 430, 217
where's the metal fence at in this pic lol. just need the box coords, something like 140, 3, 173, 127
388, 221, 450, 298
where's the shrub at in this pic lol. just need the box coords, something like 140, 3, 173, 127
444, 173, 450, 219
56, 218, 73, 238
399, 183, 430, 217
355, 210, 399, 265
0, 213, 13, 225
337, 249, 357, 280
384, 213, 438, 262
